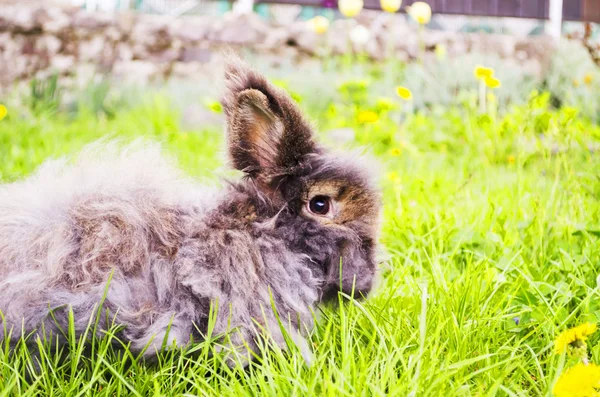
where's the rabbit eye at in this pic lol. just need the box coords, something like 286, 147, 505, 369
308, 195, 331, 216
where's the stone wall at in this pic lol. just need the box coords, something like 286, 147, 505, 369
0, 1, 556, 88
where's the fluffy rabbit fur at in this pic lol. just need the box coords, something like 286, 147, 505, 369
0, 59, 381, 364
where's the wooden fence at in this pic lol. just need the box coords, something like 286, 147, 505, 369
255, 0, 600, 22
78, 0, 600, 23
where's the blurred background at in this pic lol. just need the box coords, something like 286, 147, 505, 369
1, 0, 599, 115
0, 0, 600, 158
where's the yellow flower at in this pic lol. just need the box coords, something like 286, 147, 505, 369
387, 171, 400, 182
584, 73, 594, 86
0, 105, 6, 121
307, 15, 330, 34
356, 110, 379, 123
474, 65, 494, 80
407, 2, 432, 25
380, 0, 401, 13
396, 86, 413, 100
573, 79, 581, 87
555, 323, 598, 355
484, 76, 501, 89
338, 0, 363, 18
507, 155, 515, 164
553, 363, 600, 397
391, 148, 401, 156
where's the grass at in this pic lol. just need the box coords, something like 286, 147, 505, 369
1, 78, 600, 396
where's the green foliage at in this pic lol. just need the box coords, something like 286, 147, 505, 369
28, 74, 62, 117
1, 75, 600, 395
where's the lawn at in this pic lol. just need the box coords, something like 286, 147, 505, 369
1, 66, 600, 396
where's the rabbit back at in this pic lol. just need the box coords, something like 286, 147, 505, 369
0, 141, 214, 283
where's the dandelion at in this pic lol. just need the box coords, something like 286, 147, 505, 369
553, 363, 600, 397
387, 171, 400, 182
396, 86, 413, 100
573, 79, 581, 87
307, 16, 330, 34
338, 0, 363, 18
396, 87, 414, 115
0, 105, 6, 121
507, 155, 516, 164
407, 1, 431, 63
407, 2, 432, 25
473, 65, 499, 113
584, 73, 594, 86
555, 323, 598, 355
356, 110, 379, 123
474, 65, 494, 80
484, 76, 501, 89
380, 0, 401, 13
391, 148, 401, 156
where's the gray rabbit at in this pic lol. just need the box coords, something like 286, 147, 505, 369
0, 58, 382, 364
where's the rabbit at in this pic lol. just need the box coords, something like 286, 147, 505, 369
0, 58, 382, 365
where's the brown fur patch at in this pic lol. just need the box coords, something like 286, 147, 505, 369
305, 180, 380, 229
60, 194, 183, 289
221, 56, 316, 178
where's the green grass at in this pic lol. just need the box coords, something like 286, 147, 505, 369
1, 83, 600, 396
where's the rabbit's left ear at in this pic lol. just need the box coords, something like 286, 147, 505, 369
222, 57, 317, 178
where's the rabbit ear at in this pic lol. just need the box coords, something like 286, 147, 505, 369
222, 57, 317, 177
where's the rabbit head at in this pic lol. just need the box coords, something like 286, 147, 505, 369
221, 59, 382, 300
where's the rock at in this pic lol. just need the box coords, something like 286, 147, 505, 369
8, 5, 39, 33
78, 35, 105, 61
0, 2, 561, 89
269, 4, 302, 25
38, 34, 62, 55
170, 17, 211, 43
72, 9, 114, 31
148, 47, 181, 64
114, 42, 133, 62
211, 12, 269, 45
51, 54, 75, 73
40, 7, 70, 33
328, 19, 355, 55
180, 46, 212, 63
260, 27, 290, 51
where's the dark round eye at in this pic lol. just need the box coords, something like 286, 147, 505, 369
308, 195, 331, 216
